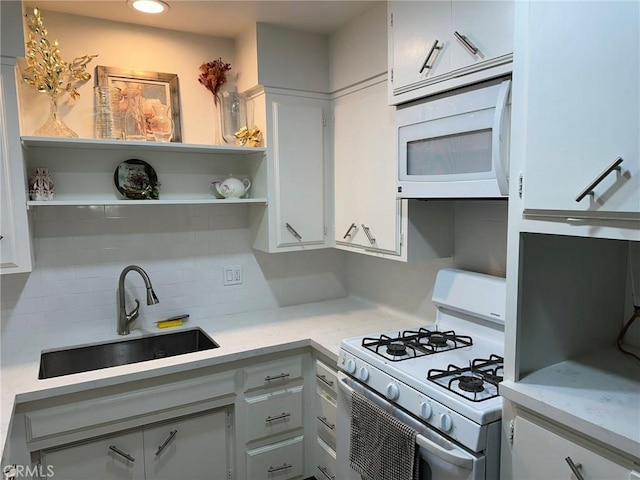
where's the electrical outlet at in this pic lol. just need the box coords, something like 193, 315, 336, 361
223, 265, 242, 286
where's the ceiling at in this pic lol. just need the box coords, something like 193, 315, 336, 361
24, 0, 382, 38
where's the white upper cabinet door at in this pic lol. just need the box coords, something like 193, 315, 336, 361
334, 80, 400, 254
450, 1, 514, 72
270, 95, 328, 248
521, 1, 640, 220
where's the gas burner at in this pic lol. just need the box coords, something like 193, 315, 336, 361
428, 355, 504, 402
386, 342, 408, 357
427, 334, 449, 347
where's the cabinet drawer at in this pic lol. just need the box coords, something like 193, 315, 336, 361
245, 387, 303, 441
316, 392, 336, 448
315, 360, 337, 397
315, 437, 336, 480
244, 356, 303, 393
246, 435, 304, 479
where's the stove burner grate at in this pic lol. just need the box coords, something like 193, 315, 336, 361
361, 328, 473, 361
456, 375, 485, 393
428, 354, 504, 402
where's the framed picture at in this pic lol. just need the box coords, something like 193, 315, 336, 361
95, 65, 182, 142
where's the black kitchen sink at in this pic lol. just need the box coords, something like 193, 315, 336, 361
38, 328, 219, 379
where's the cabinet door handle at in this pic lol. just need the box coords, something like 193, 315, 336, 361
264, 372, 290, 382
317, 415, 335, 430
108, 445, 135, 462
342, 222, 357, 239
316, 373, 334, 387
155, 429, 177, 457
575, 157, 623, 202
285, 222, 302, 240
318, 465, 336, 480
453, 31, 479, 55
265, 412, 291, 423
361, 224, 376, 245
565, 457, 585, 480
267, 463, 292, 473
419, 39, 442, 73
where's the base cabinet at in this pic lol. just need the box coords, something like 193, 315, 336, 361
40, 409, 232, 480
313, 360, 337, 479
508, 413, 637, 479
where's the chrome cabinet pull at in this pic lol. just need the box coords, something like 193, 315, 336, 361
317, 415, 335, 430
419, 39, 442, 73
454, 31, 479, 55
265, 372, 290, 382
361, 224, 376, 245
266, 412, 291, 423
316, 373, 334, 387
155, 429, 177, 457
285, 222, 302, 240
318, 465, 335, 480
108, 445, 135, 462
575, 157, 623, 202
565, 457, 585, 480
342, 222, 357, 239
267, 463, 292, 473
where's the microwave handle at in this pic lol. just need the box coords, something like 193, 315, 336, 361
492, 79, 511, 196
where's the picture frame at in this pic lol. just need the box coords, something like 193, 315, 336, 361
95, 65, 182, 142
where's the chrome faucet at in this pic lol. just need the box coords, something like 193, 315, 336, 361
117, 265, 159, 335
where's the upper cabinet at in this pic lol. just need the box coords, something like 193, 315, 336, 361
388, 0, 514, 105
519, 0, 639, 234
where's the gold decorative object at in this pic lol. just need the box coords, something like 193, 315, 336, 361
22, 7, 97, 137
234, 126, 262, 147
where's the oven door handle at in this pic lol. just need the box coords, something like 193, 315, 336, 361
337, 373, 475, 470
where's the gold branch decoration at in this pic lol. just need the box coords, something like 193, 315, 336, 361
23, 7, 97, 100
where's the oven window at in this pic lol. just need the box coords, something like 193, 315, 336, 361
407, 128, 492, 176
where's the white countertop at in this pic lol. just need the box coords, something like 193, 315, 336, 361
0, 297, 422, 458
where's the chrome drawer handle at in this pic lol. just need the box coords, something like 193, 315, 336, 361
109, 445, 135, 462
267, 463, 292, 473
575, 157, 623, 202
265, 372, 290, 382
318, 465, 335, 480
565, 457, 585, 480
266, 412, 291, 423
361, 224, 376, 245
454, 31, 479, 55
285, 222, 302, 241
155, 429, 177, 457
342, 222, 357, 239
317, 415, 335, 430
316, 373, 334, 387
419, 39, 442, 73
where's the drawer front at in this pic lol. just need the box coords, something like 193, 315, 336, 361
247, 435, 304, 479
315, 360, 337, 398
244, 356, 303, 393
246, 387, 303, 441
315, 437, 336, 480
316, 392, 337, 448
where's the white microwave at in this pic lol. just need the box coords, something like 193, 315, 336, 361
397, 78, 511, 198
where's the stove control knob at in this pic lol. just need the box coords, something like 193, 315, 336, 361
386, 383, 400, 400
357, 366, 370, 382
440, 413, 453, 432
345, 358, 357, 375
419, 402, 432, 420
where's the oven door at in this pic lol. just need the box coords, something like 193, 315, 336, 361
336, 372, 485, 480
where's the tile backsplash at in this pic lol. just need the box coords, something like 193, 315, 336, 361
0, 204, 348, 336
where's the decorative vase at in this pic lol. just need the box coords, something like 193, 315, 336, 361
123, 87, 147, 141
29, 168, 55, 201
213, 95, 225, 145
150, 104, 174, 142
94, 86, 124, 140
219, 91, 247, 144
34, 94, 78, 138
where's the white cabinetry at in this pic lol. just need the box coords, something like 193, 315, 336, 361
508, 412, 637, 479
334, 77, 403, 256
518, 1, 639, 236
313, 360, 337, 480
40, 410, 231, 480
388, 0, 513, 104
250, 90, 330, 252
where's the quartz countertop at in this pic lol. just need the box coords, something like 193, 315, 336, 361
0, 296, 422, 458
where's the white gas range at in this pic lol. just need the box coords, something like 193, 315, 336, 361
336, 268, 506, 480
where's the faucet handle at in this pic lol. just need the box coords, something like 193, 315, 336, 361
126, 298, 141, 322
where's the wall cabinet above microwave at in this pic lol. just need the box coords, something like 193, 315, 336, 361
388, 0, 514, 105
